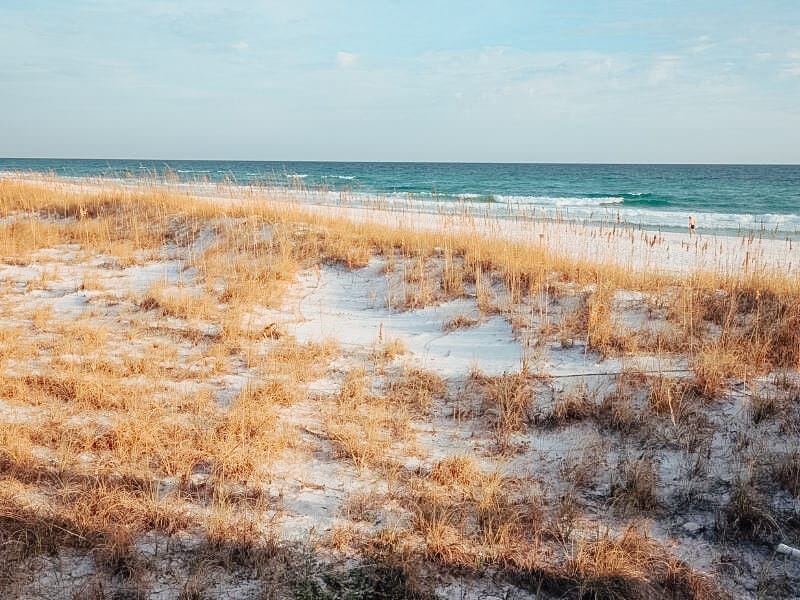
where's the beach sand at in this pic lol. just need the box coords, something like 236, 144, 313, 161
7, 172, 797, 277
1, 175, 798, 598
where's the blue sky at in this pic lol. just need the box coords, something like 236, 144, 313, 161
1, 1, 799, 162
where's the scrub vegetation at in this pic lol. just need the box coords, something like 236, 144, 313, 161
0, 178, 798, 598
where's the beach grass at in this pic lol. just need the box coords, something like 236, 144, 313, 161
0, 176, 798, 597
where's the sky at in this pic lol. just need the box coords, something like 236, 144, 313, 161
1, 1, 799, 163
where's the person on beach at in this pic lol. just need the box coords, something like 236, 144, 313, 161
688, 215, 696, 235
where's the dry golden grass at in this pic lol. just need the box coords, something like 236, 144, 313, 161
551, 385, 594, 425
472, 371, 530, 450
109, 409, 211, 479
372, 337, 408, 365
0, 422, 39, 472
408, 466, 537, 569
774, 448, 800, 497
673, 283, 800, 382
568, 525, 721, 599
719, 477, 780, 543
327, 367, 445, 471
400, 464, 721, 599
202, 238, 298, 308
0, 190, 313, 590
50, 317, 113, 356
691, 342, 746, 398
385, 366, 446, 414
324, 368, 416, 469
22, 370, 124, 411
0, 325, 27, 366
595, 371, 649, 434
561, 284, 640, 358
559, 438, 607, 490
0, 178, 781, 597
0, 220, 73, 262
429, 455, 481, 488
648, 375, 694, 425
140, 282, 217, 321
442, 313, 479, 332
328, 522, 358, 550
79, 271, 106, 292
210, 382, 298, 483
3, 179, 799, 322
610, 455, 659, 513
267, 337, 339, 382
441, 248, 466, 298
342, 490, 384, 522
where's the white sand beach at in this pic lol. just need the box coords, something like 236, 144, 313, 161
6, 173, 799, 277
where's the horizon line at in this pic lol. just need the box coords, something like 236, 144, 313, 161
2, 156, 800, 167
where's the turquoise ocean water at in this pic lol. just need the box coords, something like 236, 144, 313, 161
1, 159, 799, 237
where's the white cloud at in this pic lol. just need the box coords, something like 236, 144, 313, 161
689, 35, 715, 54
336, 51, 358, 69
231, 40, 249, 51
648, 55, 681, 84
782, 51, 800, 77
783, 64, 800, 77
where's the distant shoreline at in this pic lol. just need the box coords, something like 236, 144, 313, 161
4, 173, 799, 277
3, 166, 800, 242
3, 156, 800, 166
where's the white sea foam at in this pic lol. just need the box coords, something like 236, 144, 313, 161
495, 195, 625, 207
283, 188, 800, 234
3, 171, 798, 236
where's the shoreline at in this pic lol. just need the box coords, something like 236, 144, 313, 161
4, 173, 798, 277
3, 167, 800, 241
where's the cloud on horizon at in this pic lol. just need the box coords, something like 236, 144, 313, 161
335, 51, 359, 69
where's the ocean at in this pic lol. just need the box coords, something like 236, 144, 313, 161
2, 158, 799, 237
